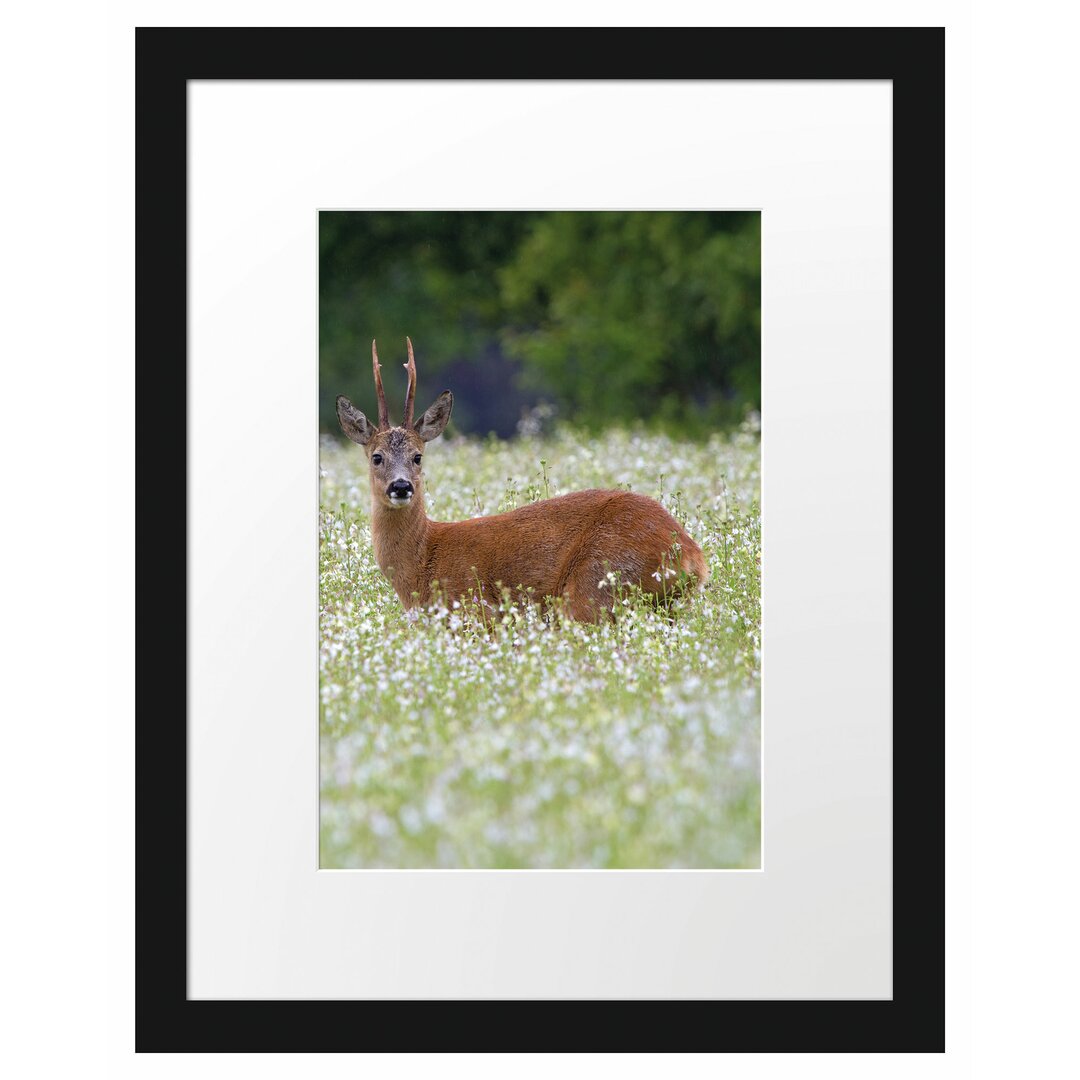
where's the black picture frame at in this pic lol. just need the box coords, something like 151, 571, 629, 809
136, 26, 944, 1052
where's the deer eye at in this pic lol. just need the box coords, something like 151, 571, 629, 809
371, 453, 383, 466
413, 454, 422, 465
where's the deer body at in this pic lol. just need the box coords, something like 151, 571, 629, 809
338, 340, 708, 622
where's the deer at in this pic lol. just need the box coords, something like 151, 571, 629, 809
335, 338, 709, 623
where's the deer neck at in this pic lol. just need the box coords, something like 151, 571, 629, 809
370, 495, 430, 602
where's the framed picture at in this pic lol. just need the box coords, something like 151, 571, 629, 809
137, 27, 942, 1050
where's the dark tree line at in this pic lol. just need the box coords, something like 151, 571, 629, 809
320, 211, 760, 438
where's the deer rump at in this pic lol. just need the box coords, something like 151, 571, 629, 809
418, 489, 708, 622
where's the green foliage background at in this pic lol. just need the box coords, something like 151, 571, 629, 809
320, 211, 760, 437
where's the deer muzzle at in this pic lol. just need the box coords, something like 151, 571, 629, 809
386, 479, 414, 506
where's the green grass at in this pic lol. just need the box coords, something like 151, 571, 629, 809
319, 420, 761, 868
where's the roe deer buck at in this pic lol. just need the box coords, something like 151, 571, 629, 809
336, 339, 708, 622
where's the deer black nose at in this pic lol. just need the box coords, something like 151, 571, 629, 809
387, 479, 414, 498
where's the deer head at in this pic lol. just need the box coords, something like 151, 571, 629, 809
336, 338, 453, 510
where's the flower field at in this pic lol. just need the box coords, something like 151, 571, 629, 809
319, 421, 761, 868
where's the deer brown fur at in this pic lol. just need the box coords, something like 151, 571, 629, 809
336, 339, 708, 622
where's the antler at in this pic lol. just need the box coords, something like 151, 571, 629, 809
402, 336, 417, 428
371, 339, 390, 430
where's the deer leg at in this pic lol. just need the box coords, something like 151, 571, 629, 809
561, 560, 616, 623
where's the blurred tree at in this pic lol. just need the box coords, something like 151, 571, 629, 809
498, 212, 760, 432
320, 211, 759, 437
320, 211, 539, 435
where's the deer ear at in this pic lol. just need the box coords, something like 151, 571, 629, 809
414, 391, 453, 442
336, 395, 377, 445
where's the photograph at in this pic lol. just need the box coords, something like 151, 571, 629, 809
319, 210, 762, 868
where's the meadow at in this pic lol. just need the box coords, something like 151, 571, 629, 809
319, 418, 761, 868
